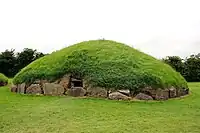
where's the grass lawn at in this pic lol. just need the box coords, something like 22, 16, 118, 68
0, 83, 200, 133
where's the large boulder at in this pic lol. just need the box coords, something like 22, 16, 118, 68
43, 83, 65, 96
83, 79, 90, 90
169, 87, 177, 98
183, 88, 189, 95
155, 89, 169, 100
142, 87, 169, 100
26, 84, 42, 94
135, 93, 153, 100
17, 83, 26, 94
177, 88, 189, 97
0, 82, 7, 86
11, 85, 17, 92
117, 89, 130, 96
67, 87, 86, 97
141, 87, 156, 97
109, 92, 131, 100
86, 87, 107, 98
59, 75, 70, 90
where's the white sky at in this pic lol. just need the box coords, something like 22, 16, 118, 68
0, 0, 200, 58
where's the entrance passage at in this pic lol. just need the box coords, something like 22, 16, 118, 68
68, 77, 84, 97
70, 78, 83, 88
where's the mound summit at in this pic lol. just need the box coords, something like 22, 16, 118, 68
12, 40, 189, 100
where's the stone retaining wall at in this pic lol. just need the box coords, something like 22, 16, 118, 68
11, 75, 189, 101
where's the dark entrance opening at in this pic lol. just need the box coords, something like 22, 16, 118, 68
73, 81, 82, 87
68, 77, 84, 97
70, 78, 83, 88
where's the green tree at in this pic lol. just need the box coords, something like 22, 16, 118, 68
0, 49, 16, 77
16, 48, 45, 72
163, 54, 200, 82
0, 48, 45, 77
184, 55, 200, 82
162, 56, 184, 74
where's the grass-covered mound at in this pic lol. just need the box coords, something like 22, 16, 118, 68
13, 40, 188, 92
0, 73, 8, 86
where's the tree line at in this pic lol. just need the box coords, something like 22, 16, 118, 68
0, 48, 200, 82
0, 48, 45, 77
162, 54, 200, 82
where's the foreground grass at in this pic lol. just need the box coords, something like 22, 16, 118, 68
0, 83, 200, 133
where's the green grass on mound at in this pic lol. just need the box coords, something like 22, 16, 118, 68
0, 83, 199, 133
0, 73, 8, 86
13, 40, 187, 91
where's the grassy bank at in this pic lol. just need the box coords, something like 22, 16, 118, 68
13, 40, 187, 91
0, 73, 8, 86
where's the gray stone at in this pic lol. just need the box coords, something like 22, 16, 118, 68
39, 80, 49, 90
141, 87, 156, 98
43, 83, 65, 96
59, 75, 70, 89
17, 83, 26, 94
86, 87, 107, 98
34, 80, 41, 84
11, 85, 17, 92
117, 89, 130, 96
0, 82, 4, 86
109, 92, 131, 100
142, 87, 169, 100
67, 87, 86, 97
135, 93, 153, 100
0, 82, 7, 86
83, 79, 90, 90
26, 84, 42, 94
184, 88, 189, 95
177, 88, 189, 97
155, 89, 169, 100
169, 87, 176, 98
71, 78, 81, 82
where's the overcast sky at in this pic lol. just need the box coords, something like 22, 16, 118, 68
0, 0, 200, 58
